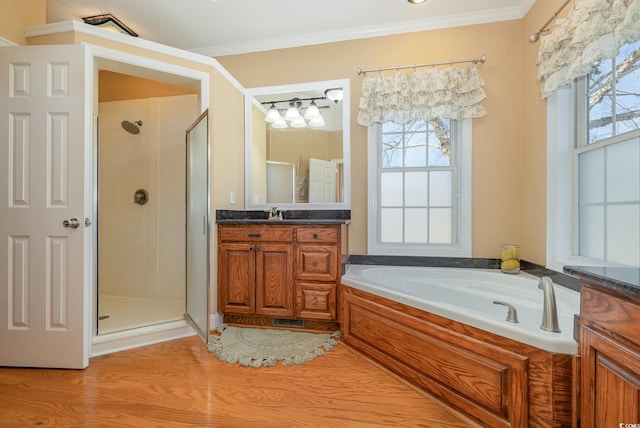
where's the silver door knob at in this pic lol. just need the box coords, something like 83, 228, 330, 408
63, 218, 81, 229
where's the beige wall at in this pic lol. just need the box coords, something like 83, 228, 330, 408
520, 1, 571, 266
0, 0, 46, 45
217, 19, 547, 261
99, 71, 198, 102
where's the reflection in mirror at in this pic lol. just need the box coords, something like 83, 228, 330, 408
245, 79, 350, 209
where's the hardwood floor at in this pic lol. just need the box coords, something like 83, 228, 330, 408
0, 336, 480, 427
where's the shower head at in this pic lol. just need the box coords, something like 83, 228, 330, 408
121, 120, 143, 135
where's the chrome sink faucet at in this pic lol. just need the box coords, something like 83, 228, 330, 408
267, 206, 282, 220
538, 277, 561, 333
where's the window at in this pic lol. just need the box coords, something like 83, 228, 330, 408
367, 119, 471, 257
547, 40, 640, 270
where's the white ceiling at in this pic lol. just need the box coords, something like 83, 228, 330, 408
46, 0, 536, 57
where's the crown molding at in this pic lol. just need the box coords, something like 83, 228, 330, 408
193, 5, 526, 57
0, 36, 18, 46
24, 20, 244, 91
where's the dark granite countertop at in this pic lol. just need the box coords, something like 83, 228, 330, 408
215, 209, 350, 225
563, 265, 640, 299
216, 218, 350, 225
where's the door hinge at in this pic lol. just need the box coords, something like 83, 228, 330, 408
85, 218, 92, 227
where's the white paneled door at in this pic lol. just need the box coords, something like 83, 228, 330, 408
0, 45, 90, 368
309, 158, 336, 203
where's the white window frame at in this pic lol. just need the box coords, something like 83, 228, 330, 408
547, 83, 640, 271
367, 119, 472, 257
547, 87, 581, 272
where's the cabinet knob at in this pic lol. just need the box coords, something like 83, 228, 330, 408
311, 261, 318, 267
312, 233, 318, 239
312, 298, 318, 305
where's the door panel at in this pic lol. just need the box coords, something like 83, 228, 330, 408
255, 244, 294, 317
309, 158, 336, 203
0, 45, 89, 368
185, 110, 210, 344
218, 243, 255, 314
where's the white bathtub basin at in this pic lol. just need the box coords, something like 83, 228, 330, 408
341, 265, 580, 354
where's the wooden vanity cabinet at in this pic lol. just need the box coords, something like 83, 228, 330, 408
218, 225, 294, 318
579, 283, 640, 427
218, 223, 346, 323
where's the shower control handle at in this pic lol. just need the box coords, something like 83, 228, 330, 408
134, 189, 149, 205
63, 218, 81, 229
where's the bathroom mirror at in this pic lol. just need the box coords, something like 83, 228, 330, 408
244, 79, 350, 209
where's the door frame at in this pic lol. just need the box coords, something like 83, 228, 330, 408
86, 44, 210, 357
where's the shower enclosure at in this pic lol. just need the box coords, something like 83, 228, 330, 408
97, 94, 198, 335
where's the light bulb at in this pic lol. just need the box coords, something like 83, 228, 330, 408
304, 102, 321, 120
272, 117, 288, 129
309, 116, 325, 127
291, 117, 307, 128
265, 105, 282, 122
284, 106, 302, 121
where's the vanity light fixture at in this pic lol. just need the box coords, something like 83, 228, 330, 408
324, 88, 344, 104
407, 0, 427, 4
82, 13, 138, 37
262, 96, 331, 128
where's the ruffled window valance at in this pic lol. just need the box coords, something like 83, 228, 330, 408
357, 65, 487, 126
537, 0, 640, 99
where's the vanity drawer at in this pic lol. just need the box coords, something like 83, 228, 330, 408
218, 225, 293, 242
295, 245, 338, 281
296, 282, 337, 320
295, 226, 338, 243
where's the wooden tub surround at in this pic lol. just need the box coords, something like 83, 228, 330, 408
340, 285, 574, 428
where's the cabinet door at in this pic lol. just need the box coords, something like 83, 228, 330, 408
218, 243, 255, 314
581, 326, 640, 428
255, 244, 294, 317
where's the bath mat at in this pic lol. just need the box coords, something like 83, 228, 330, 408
208, 324, 340, 368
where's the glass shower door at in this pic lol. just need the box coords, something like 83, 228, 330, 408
185, 110, 210, 344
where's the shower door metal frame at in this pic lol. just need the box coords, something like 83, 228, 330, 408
185, 109, 211, 344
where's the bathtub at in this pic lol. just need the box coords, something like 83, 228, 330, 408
341, 264, 579, 354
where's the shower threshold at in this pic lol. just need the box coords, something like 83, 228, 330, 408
98, 294, 184, 335
92, 319, 195, 357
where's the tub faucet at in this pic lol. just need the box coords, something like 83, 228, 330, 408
538, 277, 561, 333
493, 301, 519, 323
